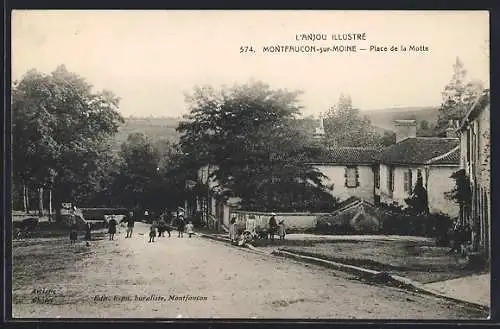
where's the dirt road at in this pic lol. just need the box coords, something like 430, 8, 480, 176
12, 223, 487, 319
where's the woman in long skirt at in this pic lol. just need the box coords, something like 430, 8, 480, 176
229, 216, 237, 242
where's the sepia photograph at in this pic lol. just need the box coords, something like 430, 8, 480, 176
10, 10, 490, 319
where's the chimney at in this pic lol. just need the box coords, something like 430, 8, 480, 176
393, 119, 417, 143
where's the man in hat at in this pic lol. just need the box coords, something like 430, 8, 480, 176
268, 213, 278, 242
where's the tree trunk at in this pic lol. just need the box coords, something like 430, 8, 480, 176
23, 183, 28, 214
49, 188, 53, 222
38, 187, 44, 217
53, 189, 62, 223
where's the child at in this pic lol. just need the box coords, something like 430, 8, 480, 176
278, 220, 286, 241
268, 213, 278, 241
149, 222, 157, 243
70, 220, 78, 244
186, 221, 194, 238
85, 223, 92, 242
108, 216, 117, 241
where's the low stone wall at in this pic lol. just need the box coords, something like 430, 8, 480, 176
229, 211, 330, 232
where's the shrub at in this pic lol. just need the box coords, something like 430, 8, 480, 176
378, 203, 453, 238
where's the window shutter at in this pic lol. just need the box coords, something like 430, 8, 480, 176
403, 171, 409, 192
408, 170, 413, 193
387, 167, 391, 190
345, 166, 358, 188
388, 167, 395, 192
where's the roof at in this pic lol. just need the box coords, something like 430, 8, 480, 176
309, 147, 382, 165
427, 146, 460, 165
379, 137, 459, 165
460, 89, 490, 130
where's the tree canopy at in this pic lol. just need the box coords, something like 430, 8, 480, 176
12, 65, 124, 213
437, 57, 484, 130
177, 82, 335, 212
323, 94, 383, 147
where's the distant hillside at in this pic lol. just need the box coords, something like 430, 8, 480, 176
112, 117, 181, 150
110, 107, 440, 149
362, 107, 439, 132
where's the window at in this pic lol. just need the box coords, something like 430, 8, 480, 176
345, 166, 359, 188
404, 169, 413, 193
387, 166, 394, 192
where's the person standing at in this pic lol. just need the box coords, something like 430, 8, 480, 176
120, 211, 135, 238
152, 217, 160, 236
84, 222, 92, 246
177, 215, 185, 238
70, 219, 78, 244
186, 221, 194, 238
108, 216, 117, 241
149, 221, 157, 243
158, 213, 169, 237
229, 215, 237, 242
278, 220, 286, 241
268, 213, 278, 242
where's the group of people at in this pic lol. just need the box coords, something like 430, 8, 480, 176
228, 212, 286, 243
105, 210, 195, 243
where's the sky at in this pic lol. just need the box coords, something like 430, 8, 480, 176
12, 10, 490, 118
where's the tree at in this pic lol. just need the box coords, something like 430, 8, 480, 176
420, 120, 429, 131
177, 81, 334, 211
112, 133, 160, 210
417, 119, 440, 137
323, 94, 382, 147
405, 172, 429, 215
380, 131, 396, 146
109, 133, 186, 213
437, 57, 484, 129
446, 169, 472, 221
12, 65, 124, 218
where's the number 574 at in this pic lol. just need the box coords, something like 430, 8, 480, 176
240, 46, 255, 53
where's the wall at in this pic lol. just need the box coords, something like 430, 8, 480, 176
377, 164, 458, 217
378, 164, 390, 202
426, 166, 459, 217
460, 103, 490, 256
391, 166, 426, 205
478, 104, 490, 191
477, 104, 490, 255
229, 211, 330, 232
378, 164, 426, 205
314, 164, 375, 202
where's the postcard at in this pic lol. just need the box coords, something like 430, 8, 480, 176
10, 10, 490, 319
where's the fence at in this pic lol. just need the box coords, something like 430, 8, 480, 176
229, 211, 330, 233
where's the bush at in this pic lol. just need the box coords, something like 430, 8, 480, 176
378, 203, 454, 238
